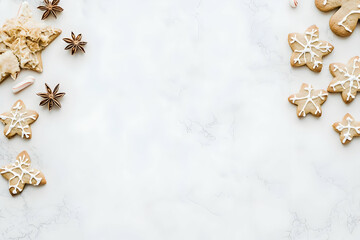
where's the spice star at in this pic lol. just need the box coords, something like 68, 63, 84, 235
63, 32, 87, 55
37, 83, 66, 111
37, 0, 64, 20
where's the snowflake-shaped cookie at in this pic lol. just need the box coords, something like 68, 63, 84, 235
288, 83, 328, 117
288, 25, 334, 72
333, 113, 360, 144
0, 151, 46, 196
328, 56, 360, 103
0, 100, 38, 139
316, 0, 360, 37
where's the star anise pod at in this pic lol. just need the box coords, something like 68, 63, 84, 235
37, 0, 63, 20
37, 83, 65, 111
63, 32, 87, 55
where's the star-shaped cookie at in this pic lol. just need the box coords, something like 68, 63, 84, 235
288, 83, 328, 117
316, 0, 360, 37
0, 2, 61, 83
288, 25, 334, 72
328, 56, 360, 103
1, 151, 46, 196
333, 113, 360, 144
0, 100, 38, 139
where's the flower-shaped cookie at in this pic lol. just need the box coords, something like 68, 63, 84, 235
333, 113, 360, 144
288, 25, 334, 72
288, 83, 328, 117
328, 56, 360, 103
316, 0, 360, 37
0, 100, 38, 139
1, 151, 46, 196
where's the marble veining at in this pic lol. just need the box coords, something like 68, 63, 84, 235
0, 0, 359, 239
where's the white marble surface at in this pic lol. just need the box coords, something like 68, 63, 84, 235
0, 0, 360, 239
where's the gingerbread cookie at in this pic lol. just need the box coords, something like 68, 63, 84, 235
0, 2, 61, 82
328, 56, 360, 103
0, 100, 38, 139
0, 151, 46, 196
288, 25, 334, 72
333, 113, 360, 144
289, 83, 328, 117
316, 0, 360, 37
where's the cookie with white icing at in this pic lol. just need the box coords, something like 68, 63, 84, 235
288, 83, 328, 117
328, 56, 360, 103
333, 113, 360, 144
316, 0, 360, 37
0, 2, 61, 83
288, 25, 334, 72
0, 150, 46, 196
0, 100, 38, 139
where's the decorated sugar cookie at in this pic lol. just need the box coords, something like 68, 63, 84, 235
328, 56, 360, 103
316, 0, 360, 37
333, 113, 360, 144
288, 83, 328, 117
0, 2, 62, 82
0, 151, 46, 196
0, 100, 38, 139
288, 25, 334, 72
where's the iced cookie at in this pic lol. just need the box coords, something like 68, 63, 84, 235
288, 25, 334, 72
288, 83, 328, 117
333, 113, 360, 144
316, 0, 360, 37
328, 56, 360, 103
0, 151, 46, 196
0, 2, 62, 82
0, 100, 38, 139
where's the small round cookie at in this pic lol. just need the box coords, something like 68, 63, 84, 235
328, 56, 360, 103
333, 113, 360, 144
288, 83, 328, 117
288, 25, 334, 72
315, 0, 360, 37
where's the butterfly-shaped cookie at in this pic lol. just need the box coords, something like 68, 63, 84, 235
0, 151, 46, 196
